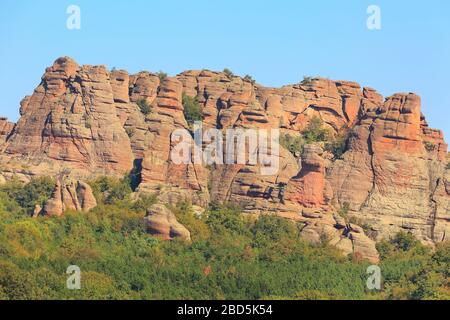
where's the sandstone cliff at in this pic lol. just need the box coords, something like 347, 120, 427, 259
1, 57, 449, 262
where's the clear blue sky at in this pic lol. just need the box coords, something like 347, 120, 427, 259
1, 0, 449, 142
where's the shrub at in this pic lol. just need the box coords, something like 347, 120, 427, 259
223, 68, 234, 80
391, 231, 422, 252
325, 129, 352, 159
0, 177, 55, 214
157, 71, 168, 82
182, 94, 203, 127
251, 214, 298, 249
132, 193, 157, 212
137, 98, 152, 115
170, 201, 211, 241
301, 76, 314, 85
338, 202, 350, 217
279, 134, 304, 157
243, 74, 255, 84
206, 202, 248, 236
424, 141, 436, 152
89, 177, 132, 205
303, 117, 331, 143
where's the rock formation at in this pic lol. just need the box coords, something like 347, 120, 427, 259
1, 57, 449, 262
42, 179, 97, 217
328, 93, 449, 244
0, 117, 14, 151
4, 57, 134, 177
144, 204, 191, 241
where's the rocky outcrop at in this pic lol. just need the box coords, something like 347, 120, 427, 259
42, 179, 97, 217
285, 145, 331, 208
329, 93, 449, 244
1, 56, 448, 261
0, 117, 14, 151
144, 204, 191, 241
4, 57, 134, 177
135, 77, 210, 206
298, 211, 379, 263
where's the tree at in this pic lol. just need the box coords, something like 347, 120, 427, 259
325, 129, 352, 159
279, 134, 304, 157
244, 74, 256, 85
223, 68, 234, 80
89, 176, 132, 205
303, 117, 331, 143
137, 98, 152, 115
0, 177, 55, 215
301, 76, 314, 85
182, 94, 203, 127
157, 71, 168, 82
392, 231, 421, 252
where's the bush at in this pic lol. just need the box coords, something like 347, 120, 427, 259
0, 185, 448, 300
303, 117, 331, 144
0, 177, 55, 214
182, 94, 203, 127
424, 141, 436, 152
337, 202, 350, 217
325, 129, 352, 159
206, 202, 248, 236
243, 75, 255, 84
279, 134, 304, 157
89, 176, 132, 205
137, 98, 152, 115
170, 201, 211, 241
157, 71, 167, 82
392, 231, 422, 252
223, 68, 234, 80
132, 193, 157, 212
301, 76, 314, 85
251, 214, 298, 249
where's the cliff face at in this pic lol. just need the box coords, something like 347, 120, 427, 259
1, 57, 449, 260
0, 117, 14, 152
4, 57, 134, 176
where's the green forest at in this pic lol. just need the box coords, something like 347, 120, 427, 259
0, 177, 448, 300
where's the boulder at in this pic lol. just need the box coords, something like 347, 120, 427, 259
144, 204, 191, 242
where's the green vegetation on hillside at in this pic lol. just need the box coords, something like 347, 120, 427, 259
0, 177, 55, 215
0, 178, 448, 300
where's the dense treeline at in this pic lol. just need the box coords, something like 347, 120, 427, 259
0, 177, 448, 300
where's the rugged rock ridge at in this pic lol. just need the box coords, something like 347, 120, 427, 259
328, 93, 449, 244
1, 57, 449, 262
4, 57, 134, 176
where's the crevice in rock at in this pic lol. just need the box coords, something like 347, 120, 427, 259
341, 97, 351, 123
361, 122, 377, 210
429, 177, 440, 242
